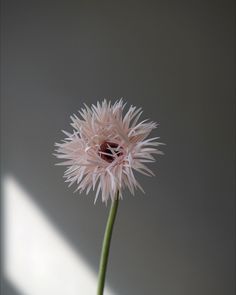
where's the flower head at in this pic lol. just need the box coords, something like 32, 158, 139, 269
55, 99, 164, 203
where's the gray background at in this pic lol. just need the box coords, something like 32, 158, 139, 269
1, 0, 235, 294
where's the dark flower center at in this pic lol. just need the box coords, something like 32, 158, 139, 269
99, 141, 122, 163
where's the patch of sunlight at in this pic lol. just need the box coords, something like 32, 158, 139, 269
3, 176, 116, 295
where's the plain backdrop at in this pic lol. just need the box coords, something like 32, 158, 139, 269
1, 0, 235, 295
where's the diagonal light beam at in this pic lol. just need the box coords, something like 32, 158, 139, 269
3, 176, 116, 295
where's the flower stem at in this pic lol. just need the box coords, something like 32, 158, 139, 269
97, 192, 119, 295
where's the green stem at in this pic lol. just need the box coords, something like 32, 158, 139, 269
97, 191, 119, 295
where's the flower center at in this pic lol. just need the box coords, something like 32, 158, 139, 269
99, 141, 122, 163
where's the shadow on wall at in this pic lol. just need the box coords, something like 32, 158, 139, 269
3, 280, 23, 295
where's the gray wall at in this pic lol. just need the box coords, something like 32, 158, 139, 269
1, 0, 235, 294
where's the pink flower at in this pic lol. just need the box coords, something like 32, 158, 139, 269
55, 99, 164, 203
